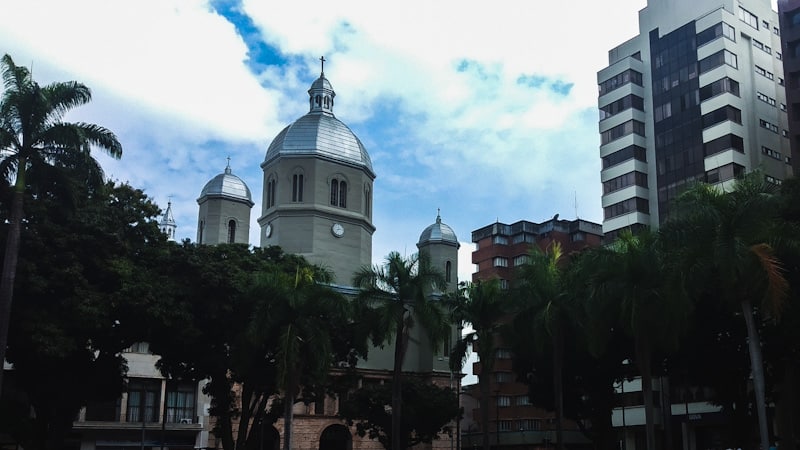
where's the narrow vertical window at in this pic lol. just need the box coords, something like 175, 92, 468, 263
446, 261, 452, 282
228, 220, 236, 244
339, 181, 347, 207
330, 179, 339, 206
198, 220, 204, 244
365, 186, 371, 216
292, 174, 303, 202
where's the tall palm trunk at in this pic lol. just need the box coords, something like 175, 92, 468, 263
283, 386, 296, 450
553, 322, 565, 450
0, 158, 26, 394
478, 369, 491, 450
741, 299, 770, 450
392, 315, 409, 450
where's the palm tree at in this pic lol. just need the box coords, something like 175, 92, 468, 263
249, 264, 350, 450
0, 54, 122, 393
353, 251, 449, 450
447, 279, 508, 450
512, 242, 574, 450
585, 231, 689, 450
661, 173, 792, 450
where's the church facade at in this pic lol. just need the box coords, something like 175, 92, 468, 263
195, 66, 461, 450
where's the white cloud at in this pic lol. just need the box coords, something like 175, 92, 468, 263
1, 0, 656, 265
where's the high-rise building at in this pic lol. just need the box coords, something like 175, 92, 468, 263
598, 0, 792, 240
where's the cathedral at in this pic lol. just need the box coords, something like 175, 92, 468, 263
191, 64, 461, 450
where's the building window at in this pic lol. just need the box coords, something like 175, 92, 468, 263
227, 220, 236, 244
198, 220, 204, 244
599, 94, 644, 120
699, 77, 739, 102
704, 134, 744, 156
495, 348, 512, 359
266, 178, 276, 208
493, 235, 509, 245
125, 342, 150, 354
601, 119, 645, 145
516, 395, 532, 406
762, 146, 782, 160
519, 419, 541, 430
598, 69, 643, 96
777, 52, 783, 60
292, 173, 303, 202
706, 163, 744, 184
330, 178, 347, 208
738, 6, 759, 29
759, 119, 779, 133
496, 396, 512, 407
697, 22, 736, 47
757, 91, 777, 106
166, 382, 196, 424
126, 379, 161, 422
702, 105, 742, 129
496, 372, 514, 383
339, 181, 347, 207
493, 257, 508, 267
766, 174, 783, 185
699, 50, 737, 74
755, 65, 774, 80
513, 255, 530, 266
603, 171, 648, 194
330, 179, 339, 206
498, 420, 513, 431
445, 261, 452, 283
499, 279, 509, 290
364, 185, 371, 217
602, 145, 646, 169
604, 197, 649, 220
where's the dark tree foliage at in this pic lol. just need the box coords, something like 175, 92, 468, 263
149, 244, 370, 450
510, 320, 633, 450
0, 180, 165, 450
339, 378, 461, 450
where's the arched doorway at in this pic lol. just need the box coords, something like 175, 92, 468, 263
319, 424, 351, 450
256, 423, 280, 450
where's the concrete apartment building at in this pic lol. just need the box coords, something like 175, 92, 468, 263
464, 218, 603, 449
598, 0, 793, 240
598, 0, 792, 448
779, 0, 800, 175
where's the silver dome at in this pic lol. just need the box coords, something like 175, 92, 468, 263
198, 165, 254, 206
419, 212, 460, 247
263, 73, 373, 175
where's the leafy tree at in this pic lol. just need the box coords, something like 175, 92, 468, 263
339, 378, 460, 449
150, 244, 288, 450
352, 251, 449, 450
447, 279, 507, 450
0, 181, 165, 450
584, 231, 689, 450
247, 265, 362, 450
0, 54, 122, 394
661, 174, 794, 450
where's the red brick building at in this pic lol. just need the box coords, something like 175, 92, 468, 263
465, 218, 603, 449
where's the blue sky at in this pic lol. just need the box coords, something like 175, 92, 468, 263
3, 0, 737, 284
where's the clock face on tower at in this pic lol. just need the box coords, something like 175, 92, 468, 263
331, 223, 344, 238
265, 223, 273, 238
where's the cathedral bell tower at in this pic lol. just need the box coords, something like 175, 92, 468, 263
258, 59, 375, 284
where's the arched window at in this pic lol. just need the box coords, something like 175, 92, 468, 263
315, 95, 321, 106
364, 186, 371, 217
446, 261, 452, 282
228, 220, 236, 244
338, 181, 347, 207
266, 178, 276, 208
292, 174, 303, 202
330, 179, 339, 206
